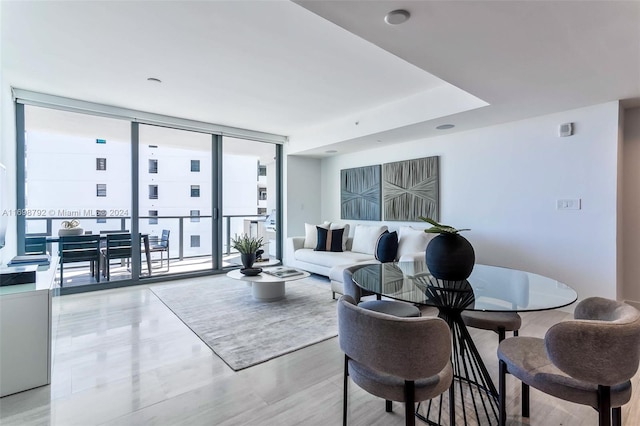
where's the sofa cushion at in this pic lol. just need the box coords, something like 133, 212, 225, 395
397, 226, 434, 259
375, 231, 398, 262
351, 224, 388, 255
295, 248, 375, 269
304, 222, 330, 249
315, 227, 344, 252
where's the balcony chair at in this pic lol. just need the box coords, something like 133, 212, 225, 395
59, 234, 101, 285
498, 297, 640, 426
337, 295, 453, 426
101, 233, 133, 281
25, 236, 47, 255
148, 229, 170, 271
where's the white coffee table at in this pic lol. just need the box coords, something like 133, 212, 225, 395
226, 267, 310, 302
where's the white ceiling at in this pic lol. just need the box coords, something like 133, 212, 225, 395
2, 1, 639, 158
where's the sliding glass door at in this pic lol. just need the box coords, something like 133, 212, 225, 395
16, 99, 282, 293
138, 124, 216, 277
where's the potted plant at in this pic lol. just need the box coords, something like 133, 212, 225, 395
231, 233, 264, 269
419, 217, 475, 281
58, 219, 84, 236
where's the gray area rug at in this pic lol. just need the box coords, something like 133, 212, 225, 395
151, 276, 337, 371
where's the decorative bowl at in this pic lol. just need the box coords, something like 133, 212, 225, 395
240, 267, 263, 276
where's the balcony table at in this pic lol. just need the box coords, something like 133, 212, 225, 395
352, 261, 578, 426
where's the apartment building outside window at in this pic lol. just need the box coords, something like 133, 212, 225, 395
96, 158, 106, 171
190, 185, 200, 197
149, 185, 158, 199
149, 159, 158, 174
191, 160, 200, 172
96, 184, 107, 197
190, 209, 200, 222
149, 210, 158, 225
190, 235, 200, 248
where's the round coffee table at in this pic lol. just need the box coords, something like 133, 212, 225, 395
226, 267, 310, 302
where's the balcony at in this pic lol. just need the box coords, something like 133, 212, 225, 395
24, 214, 278, 289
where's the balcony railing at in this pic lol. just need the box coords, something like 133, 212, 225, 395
24, 214, 273, 260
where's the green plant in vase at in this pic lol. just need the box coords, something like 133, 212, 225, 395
419, 217, 475, 280
231, 234, 264, 269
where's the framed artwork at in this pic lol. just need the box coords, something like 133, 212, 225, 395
383, 156, 439, 221
341, 165, 381, 220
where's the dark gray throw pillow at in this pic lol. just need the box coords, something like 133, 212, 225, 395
375, 230, 398, 262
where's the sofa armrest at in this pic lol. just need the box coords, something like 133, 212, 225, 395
285, 236, 305, 264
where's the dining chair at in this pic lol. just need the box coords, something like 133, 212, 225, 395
59, 234, 101, 285
462, 267, 529, 342
498, 297, 640, 426
343, 265, 421, 317
148, 229, 170, 271
101, 233, 133, 281
337, 295, 453, 426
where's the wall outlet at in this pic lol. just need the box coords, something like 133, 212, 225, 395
556, 199, 581, 210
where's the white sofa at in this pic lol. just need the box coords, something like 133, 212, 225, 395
286, 224, 434, 298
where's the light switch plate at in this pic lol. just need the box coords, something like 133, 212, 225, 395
556, 199, 581, 210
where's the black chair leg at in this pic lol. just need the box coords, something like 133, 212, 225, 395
343, 355, 348, 426
386, 400, 393, 412
498, 327, 506, 342
332, 292, 336, 300
404, 381, 415, 426
598, 385, 612, 426
522, 383, 530, 417
499, 360, 507, 426
513, 330, 519, 337
612, 407, 622, 426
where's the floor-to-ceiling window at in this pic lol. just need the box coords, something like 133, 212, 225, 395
15, 93, 284, 293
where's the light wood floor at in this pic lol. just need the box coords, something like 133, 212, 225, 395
1, 275, 638, 425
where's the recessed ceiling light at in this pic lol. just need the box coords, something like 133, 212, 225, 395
147, 77, 162, 83
436, 124, 455, 130
385, 9, 410, 25
325, 150, 338, 154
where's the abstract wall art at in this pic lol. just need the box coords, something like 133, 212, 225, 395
383, 156, 439, 221
341, 165, 381, 220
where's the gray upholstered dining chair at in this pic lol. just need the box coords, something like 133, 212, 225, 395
498, 297, 640, 426
343, 264, 421, 317
337, 295, 453, 426
462, 267, 529, 342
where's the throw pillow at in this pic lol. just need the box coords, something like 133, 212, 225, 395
375, 230, 399, 262
397, 226, 435, 259
304, 222, 330, 249
351, 224, 388, 255
330, 223, 350, 251
315, 226, 345, 252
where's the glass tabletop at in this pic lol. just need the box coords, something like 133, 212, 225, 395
352, 261, 578, 312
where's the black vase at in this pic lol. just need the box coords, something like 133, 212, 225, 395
241, 253, 256, 269
425, 234, 475, 281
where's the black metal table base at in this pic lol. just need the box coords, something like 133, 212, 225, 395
415, 308, 500, 426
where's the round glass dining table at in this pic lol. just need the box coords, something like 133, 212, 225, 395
352, 261, 578, 426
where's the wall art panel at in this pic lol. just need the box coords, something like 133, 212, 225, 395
383, 156, 439, 221
341, 165, 381, 220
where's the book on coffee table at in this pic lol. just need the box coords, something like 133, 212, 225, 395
263, 267, 304, 278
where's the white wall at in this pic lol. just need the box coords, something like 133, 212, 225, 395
285, 155, 322, 238
622, 107, 640, 303
320, 102, 621, 302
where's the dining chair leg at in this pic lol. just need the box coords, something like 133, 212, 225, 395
499, 360, 507, 426
343, 355, 349, 426
498, 327, 506, 342
598, 385, 612, 426
522, 382, 530, 417
612, 407, 622, 426
386, 400, 393, 412
404, 381, 415, 426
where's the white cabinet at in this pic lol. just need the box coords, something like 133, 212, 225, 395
0, 261, 57, 397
